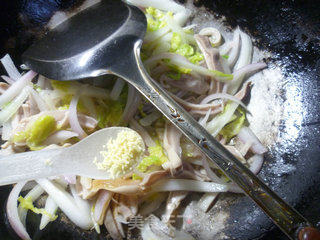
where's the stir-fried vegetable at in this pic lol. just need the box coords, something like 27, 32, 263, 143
1, 0, 268, 239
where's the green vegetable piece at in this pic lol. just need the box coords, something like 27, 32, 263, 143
137, 141, 168, 172
210, 70, 233, 80
51, 80, 71, 92
175, 43, 194, 57
18, 196, 58, 221
188, 52, 204, 64
164, 60, 192, 74
96, 87, 128, 128
132, 173, 143, 180
170, 32, 182, 51
146, 7, 167, 32
222, 54, 229, 60
220, 107, 246, 141
13, 115, 56, 148
166, 71, 181, 80
27, 115, 56, 146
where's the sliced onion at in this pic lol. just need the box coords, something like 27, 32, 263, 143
2, 118, 12, 140
43, 130, 78, 145
150, 179, 228, 193
249, 154, 264, 175
0, 54, 21, 80
63, 175, 77, 185
93, 190, 113, 224
18, 184, 44, 227
122, 84, 141, 123
200, 92, 247, 109
36, 178, 93, 230
227, 28, 241, 68
0, 86, 30, 125
144, 53, 232, 82
202, 158, 225, 184
205, 101, 239, 137
28, 87, 51, 111
129, 119, 156, 147
219, 41, 233, 56
39, 196, 58, 230
228, 31, 253, 94
69, 92, 86, 139
1, 75, 15, 85
139, 193, 167, 216
139, 110, 161, 126
198, 192, 219, 212
233, 62, 266, 82
6, 181, 31, 240
0, 70, 36, 107
198, 109, 211, 127
237, 127, 267, 154
127, 0, 186, 13
110, 78, 125, 101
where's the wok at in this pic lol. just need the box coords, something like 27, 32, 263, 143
0, 0, 319, 239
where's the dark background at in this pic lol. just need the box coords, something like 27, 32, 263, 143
0, 0, 319, 239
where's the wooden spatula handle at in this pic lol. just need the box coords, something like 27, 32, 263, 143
298, 227, 320, 240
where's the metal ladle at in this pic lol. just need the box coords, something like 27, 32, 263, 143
22, 0, 320, 239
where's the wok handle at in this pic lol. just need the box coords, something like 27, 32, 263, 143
112, 40, 317, 240
298, 227, 320, 240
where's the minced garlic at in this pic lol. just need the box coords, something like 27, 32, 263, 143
93, 130, 144, 179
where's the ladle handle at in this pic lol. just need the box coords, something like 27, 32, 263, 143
115, 41, 314, 240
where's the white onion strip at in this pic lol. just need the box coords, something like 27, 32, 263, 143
43, 130, 78, 145
227, 28, 241, 68
129, 119, 156, 147
1, 75, 15, 85
237, 127, 267, 154
228, 31, 253, 94
198, 108, 211, 127
0, 54, 21, 80
122, 85, 141, 123
200, 92, 247, 109
36, 178, 93, 230
28, 87, 50, 111
198, 192, 219, 212
150, 179, 229, 193
0, 70, 36, 108
110, 78, 125, 101
6, 181, 31, 240
127, 0, 186, 13
2, 118, 13, 140
18, 184, 44, 227
0, 87, 30, 125
144, 53, 232, 82
39, 196, 58, 230
69, 92, 86, 139
249, 154, 264, 175
202, 158, 225, 184
139, 110, 161, 127
93, 190, 113, 224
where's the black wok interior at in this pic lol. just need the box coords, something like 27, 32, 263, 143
0, 0, 319, 239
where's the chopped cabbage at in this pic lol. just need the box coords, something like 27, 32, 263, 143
132, 173, 143, 180
220, 107, 246, 141
51, 80, 71, 92
146, 7, 168, 32
13, 115, 56, 149
96, 87, 127, 128
18, 196, 58, 221
170, 32, 203, 64
137, 141, 168, 172
188, 52, 204, 64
